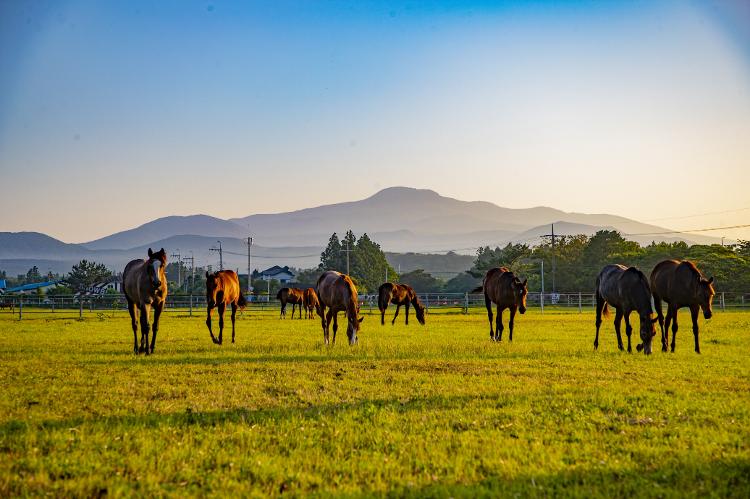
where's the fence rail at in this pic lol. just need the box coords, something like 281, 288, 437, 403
1, 291, 748, 319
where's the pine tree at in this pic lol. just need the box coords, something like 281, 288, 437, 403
319, 232, 343, 271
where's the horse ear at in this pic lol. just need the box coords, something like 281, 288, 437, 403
358, 316, 364, 323
148, 248, 153, 257
708, 276, 714, 284
205, 271, 210, 278
160, 248, 165, 255
522, 278, 528, 286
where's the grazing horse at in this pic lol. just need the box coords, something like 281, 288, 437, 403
303, 287, 319, 319
377, 282, 426, 326
650, 260, 714, 354
316, 271, 363, 345
595, 264, 658, 354
473, 267, 528, 341
123, 248, 168, 355
205, 270, 247, 345
276, 287, 305, 319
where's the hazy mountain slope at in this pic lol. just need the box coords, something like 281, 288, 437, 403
82, 215, 248, 250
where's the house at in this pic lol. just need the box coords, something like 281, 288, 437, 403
0, 279, 6, 293
253, 266, 296, 284
4, 281, 62, 294
86, 278, 122, 295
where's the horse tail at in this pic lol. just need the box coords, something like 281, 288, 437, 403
276, 288, 284, 301
471, 285, 483, 294
237, 290, 248, 309
377, 283, 391, 312
601, 302, 610, 318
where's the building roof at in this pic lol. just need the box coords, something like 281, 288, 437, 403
0, 279, 6, 290
259, 265, 295, 277
5, 281, 61, 293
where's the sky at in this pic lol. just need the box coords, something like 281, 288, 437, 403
1, 0, 749, 243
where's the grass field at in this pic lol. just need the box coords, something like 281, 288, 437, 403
1, 307, 749, 497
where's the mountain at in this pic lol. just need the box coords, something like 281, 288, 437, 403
1, 187, 723, 275
83, 215, 248, 250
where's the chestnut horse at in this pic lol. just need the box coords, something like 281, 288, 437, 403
205, 270, 247, 345
123, 248, 168, 354
276, 287, 305, 319
595, 264, 657, 354
377, 282, 426, 326
473, 267, 527, 341
650, 260, 714, 354
316, 271, 363, 345
303, 287, 319, 319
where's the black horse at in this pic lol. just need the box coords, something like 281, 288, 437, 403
595, 264, 657, 354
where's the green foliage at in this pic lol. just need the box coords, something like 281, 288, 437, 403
443, 272, 482, 293
319, 230, 396, 293
25, 266, 42, 284
472, 231, 750, 292
398, 269, 443, 293
66, 260, 113, 293
46, 285, 73, 296
1, 310, 749, 496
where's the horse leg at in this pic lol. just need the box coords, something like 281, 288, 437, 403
150, 301, 163, 354
206, 306, 219, 344
670, 305, 679, 353
319, 304, 329, 345
217, 302, 226, 345
624, 310, 633, 353
298, 301, 303, 319
139, 304, 151, 355
664, 305, 673, 352
509, 306, 517, 342
594, 293, 605, 350
614, 308, 624, 351
653, 293, 667, 352
231, 302, 237, 344
391, 305, 400, 326
405, 302, 410, 326
380, 303, 386, 325
690, 304, 700, 354
496, 305, 504, 342
127, 299, 139, 354
326, 310, 336, 344
485, 293, 494, 340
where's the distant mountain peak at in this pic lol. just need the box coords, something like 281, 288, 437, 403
367, 186, 440, 200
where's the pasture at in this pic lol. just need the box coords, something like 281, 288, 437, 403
1, 307, 749, 497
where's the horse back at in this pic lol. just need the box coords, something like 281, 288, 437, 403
123, 259, 147, 303
483, 267, 513, 306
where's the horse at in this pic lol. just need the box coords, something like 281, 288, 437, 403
276, 287, 305, 319
650, 260, 714, 354
123, 248, 168, 355
472, 267, 528, 341
377, 282, 426, 326
316, 270, 363, 345
303, 287, 319, 319
594, 264, 658, 354
205, 270, 247, 345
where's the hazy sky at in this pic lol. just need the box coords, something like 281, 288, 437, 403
1, 0, 749, 243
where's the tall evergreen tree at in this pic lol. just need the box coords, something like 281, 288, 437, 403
319, 232, 343, 271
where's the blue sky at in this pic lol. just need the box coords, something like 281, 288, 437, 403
1, 0, 749, 242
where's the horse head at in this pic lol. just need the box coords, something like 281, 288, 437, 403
514, 277, 528, 314
205, 271, 221, 308
147, 248, 167, 288
698, 276, 715, 320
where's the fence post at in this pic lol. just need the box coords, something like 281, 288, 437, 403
189, 294, 193, 317
721, 292, 725, 311
425, 294, 429, 311
540, 292, 544, 314
464, 292, 469, 314
51, 298, 55, 313
79, 300, 83, 319
578, 292, 582, 314
18, 299, 22, 320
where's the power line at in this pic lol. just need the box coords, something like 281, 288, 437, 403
643, 207, 750, 223
624, 223, 750, 236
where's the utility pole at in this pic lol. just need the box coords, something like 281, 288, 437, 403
182, 253, 195, 315
247, 236, 253, 294
542, 223, 557, 294
340, 238, 353, 275
210, 241, 223, 270
170, 249, 181, 288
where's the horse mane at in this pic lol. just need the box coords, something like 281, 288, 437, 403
340, 275, 359, 316
678, 260, 703, 279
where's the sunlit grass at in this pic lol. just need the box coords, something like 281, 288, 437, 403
1, 307, 748, 497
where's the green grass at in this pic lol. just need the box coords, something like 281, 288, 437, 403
1, 307, 748, 497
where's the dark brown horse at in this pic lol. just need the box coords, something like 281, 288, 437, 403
650, 260, 714, 354
473, 267, 528, 341
205, 270, 247, 345
303, 287, 319, 319
595, 264, 658, 354
377, 282, 426, 326
276, 287, 305, 319
316, 271, 363, 345
123, 248, 168, 354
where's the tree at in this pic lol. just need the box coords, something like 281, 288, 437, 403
25, 266, 42, 284
399, 269, 443, 293
351, 233, 396, 293
470, 243, 531, 277
319, 233, 344, 271
444, 272, 482, 293
67, 260, 113, 293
